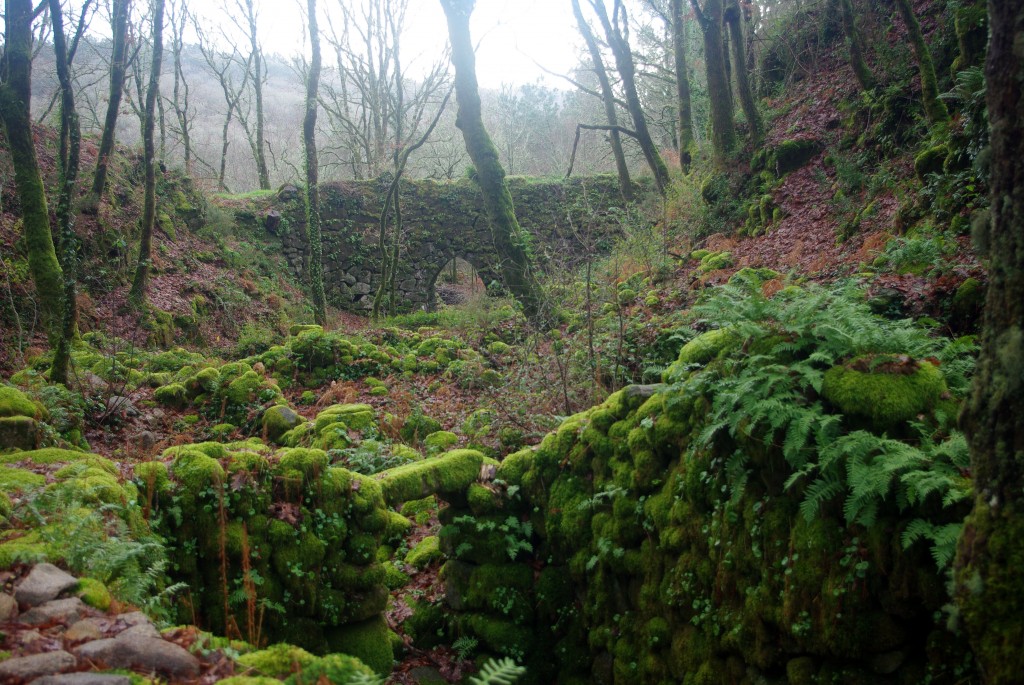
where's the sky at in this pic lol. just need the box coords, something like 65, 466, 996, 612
253, 0, 583, 89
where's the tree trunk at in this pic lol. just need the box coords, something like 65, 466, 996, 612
88, 0, 129, 209
244, 0, 271, 189
571, 0, 633, 200
48, 0, 85, 384
725, 0, 762, 142
129, 0, 165, 305
954, 2, 1024, 682
672, 0, 694, 171
304, 0, 326, 326
588, 0, 671, 195
691, 0, 736, 163
439, 0, 547, 324
893, 0, 948, 124
839, 0, 875, 92
0, 0, 65, 341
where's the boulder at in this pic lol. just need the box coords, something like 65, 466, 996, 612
15, 563, 79, 607
0, 651, 77, 680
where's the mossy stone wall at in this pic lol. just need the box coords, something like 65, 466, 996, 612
439, 382, 971, 684
270, 176, 635, 312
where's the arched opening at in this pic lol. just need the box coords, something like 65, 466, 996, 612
434, 257, 487, 307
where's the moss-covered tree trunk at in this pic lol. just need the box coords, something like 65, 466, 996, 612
725, 0, 762, 142
571, 0, 633, 200
954, 2, 1024, 681
87, 0, 130, 210
672, 0, 695, 171
439, 0, 547, 323
893, 0, 948, 125
0, 0, 65, 341
48, 0, 84, 385
303, 0, 326, 326
129, 0, 165, 306
690, 0, 736, 163
839, 0, 875, 92
588, 0, 671, 195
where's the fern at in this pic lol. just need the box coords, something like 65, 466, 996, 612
670, 281, 976, 570
470, 658, 527, 685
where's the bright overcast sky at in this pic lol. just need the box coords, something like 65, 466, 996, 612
253, 0, 582, 89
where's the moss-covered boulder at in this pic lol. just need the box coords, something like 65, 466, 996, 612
377, 449, 484, 506
263, 405, 303, 443
0, 386, 38, 418
771, 138, 823, 175
821, 356, 946, 429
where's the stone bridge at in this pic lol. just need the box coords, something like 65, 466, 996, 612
267, 175, 639, 313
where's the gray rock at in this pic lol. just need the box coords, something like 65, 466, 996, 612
114, 611, 152, 627
352, 282, 372, 295
76, 635, 200, 679
20, 597, 88, 625
136, 431, 159, 451
31, 674, 131, 685
0, 592, 18, 620
65, 618, 106, 642
16, 564, 80, 607
105, 396, 138, 417
116, 622, 160, 639
0, 651, 77, 680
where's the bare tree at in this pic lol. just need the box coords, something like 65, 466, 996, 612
86, 0, 131, 209
584, 0, 671, 194
48, 0, 94, 383
194, 19, 250, 192
129, 0, 165, 305
226, 0, 271, 188
166, 0, 197, 173
303, 0, 326, 325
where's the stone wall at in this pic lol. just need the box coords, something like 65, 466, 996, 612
268, 175, 637, 312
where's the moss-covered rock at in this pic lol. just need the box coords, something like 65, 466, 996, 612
263, 405, 303, 443
0, 385, 38, 418
154, 383, 188, 408
0, 416, 38, 450
771, 138, 822, 175
236, 643, 319, 677
377, 449, 484, 506
405, 536, 441, 569
914, 144, 948, 179
821, 357, 946, 428
75, 577, 112, 610
324, 615, 393, 674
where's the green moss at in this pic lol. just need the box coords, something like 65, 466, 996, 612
324, 615, 393, 673
401, 412, 443, 445
496, 449, 533, 487
75, 577, 112, 610
236, 643, 319, 677
400, 496, 437, 526
263, 405, 303, 443
377, 449, 484, 506
673, 328, 737, 368
698, 251, 733, 273
225, 371, 266, 406
274, 448, 329, 487
170, 448, 225, 490
186, 367, 220, 397
771, 138, 822, 175
154, 383, 188, 408
914, 145, 948, 179
822, 358, 946, 427
383, 560, 410, 590
289, 324, 324, 337
0, 385, 37, 418
216, 678, 282, 685
315, 404, 375, 434
0, 464, 46, 492
423, 431, 458, 453
405, 535, 441, 569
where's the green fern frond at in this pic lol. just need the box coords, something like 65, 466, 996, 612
469, 657, 527, 685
